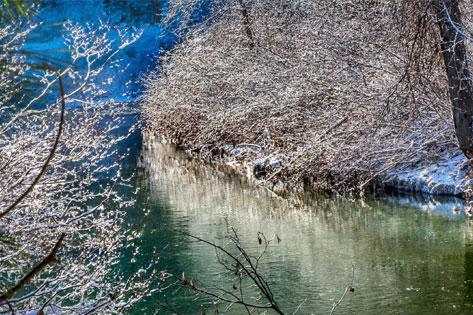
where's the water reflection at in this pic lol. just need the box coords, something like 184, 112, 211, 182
464, 242, 473, 308
131, 134, 473, 314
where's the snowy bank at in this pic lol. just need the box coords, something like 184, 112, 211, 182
384, 153, 472, 197
142, 133, 469, 219
143, 1, 473, 201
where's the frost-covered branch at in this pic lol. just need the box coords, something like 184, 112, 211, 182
0, 17, 156, 314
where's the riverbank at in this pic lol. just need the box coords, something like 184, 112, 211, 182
140, 129, 473, 208
143, 1, 473, 203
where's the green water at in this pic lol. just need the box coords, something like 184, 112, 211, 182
124, 135, 473, 314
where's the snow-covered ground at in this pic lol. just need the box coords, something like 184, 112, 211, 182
221, 143, 473, 200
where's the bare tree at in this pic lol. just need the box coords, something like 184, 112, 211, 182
165, 0, 255, 47
435, 0, 473, 158
236, 0, 255, 48
0, 18, 160, 314
160, 226, 285, 314
144, 0, 473, 194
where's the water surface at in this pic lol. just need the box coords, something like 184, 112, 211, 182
127, 135, 473, 314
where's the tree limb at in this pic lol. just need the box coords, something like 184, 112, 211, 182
0, 72, 66, 219
0, 233, 65, 303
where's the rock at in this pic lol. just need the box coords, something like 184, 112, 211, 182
253, 163, 267, 178
268, 158, 280, 170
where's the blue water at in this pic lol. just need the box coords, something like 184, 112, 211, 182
23, 0, 173, 102
132, 139, 473, 314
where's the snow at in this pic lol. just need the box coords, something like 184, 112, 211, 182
385, 152, 472, 197
383, 194, 466, 217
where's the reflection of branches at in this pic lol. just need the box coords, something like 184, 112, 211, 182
330, 264, 355, 315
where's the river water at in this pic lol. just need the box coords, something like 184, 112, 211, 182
131, 135, 473, 315
18, 1, 473, 314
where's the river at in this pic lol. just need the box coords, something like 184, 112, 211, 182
19, 1, 473, 314
127, 135, 473, 314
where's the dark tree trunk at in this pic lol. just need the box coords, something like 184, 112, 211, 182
237, 0, 255, 48
436, 0, 473, 158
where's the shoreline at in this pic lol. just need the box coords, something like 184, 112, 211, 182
141, 0, 473, 208
142, 132, 470, 213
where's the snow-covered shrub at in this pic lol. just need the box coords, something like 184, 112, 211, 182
144, 0, 466, 193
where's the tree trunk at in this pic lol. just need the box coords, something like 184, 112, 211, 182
436, 0, 473, 158
237, 0, 255, 48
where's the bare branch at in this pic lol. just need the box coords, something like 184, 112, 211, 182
0, 233, 65, 302
0, 72, 66, 220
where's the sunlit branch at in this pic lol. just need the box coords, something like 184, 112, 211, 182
0, 72, 66, 220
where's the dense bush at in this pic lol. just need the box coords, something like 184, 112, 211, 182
144, 0, 468, 193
